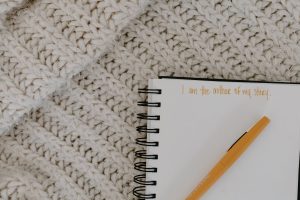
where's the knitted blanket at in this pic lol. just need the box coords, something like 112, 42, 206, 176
0, 0, 299, 199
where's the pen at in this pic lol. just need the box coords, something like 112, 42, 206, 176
186, 116, 270, 200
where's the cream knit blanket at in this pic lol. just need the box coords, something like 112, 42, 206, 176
0, 0, 299, 199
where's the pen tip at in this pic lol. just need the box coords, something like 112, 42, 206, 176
262, 116, 270, 123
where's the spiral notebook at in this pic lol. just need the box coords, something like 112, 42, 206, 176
133, 77, 300, 200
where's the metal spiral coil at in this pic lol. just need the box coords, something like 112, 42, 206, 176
133, 88, 161, 199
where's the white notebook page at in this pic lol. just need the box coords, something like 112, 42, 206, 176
146, 78, 300, 200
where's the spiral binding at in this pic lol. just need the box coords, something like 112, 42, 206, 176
133, 88, 161, 199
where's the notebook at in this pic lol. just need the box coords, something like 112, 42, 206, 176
133, 77, 300, 200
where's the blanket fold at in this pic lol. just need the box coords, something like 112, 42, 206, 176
0, 0, 150, 135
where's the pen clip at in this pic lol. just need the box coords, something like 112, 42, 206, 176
227, 132, 247, 151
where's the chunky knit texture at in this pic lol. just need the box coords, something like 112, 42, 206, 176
0, 0, 25, 14
0, 0, 27, 28
0, 0, 300, 199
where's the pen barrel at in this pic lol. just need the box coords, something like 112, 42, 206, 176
186, 116, 270, 200
186, 162, 228, 200
223, 116, 270, 165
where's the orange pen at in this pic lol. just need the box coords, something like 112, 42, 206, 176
186, 116, 270, 200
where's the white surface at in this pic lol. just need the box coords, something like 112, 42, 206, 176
146, 79, 300, 200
